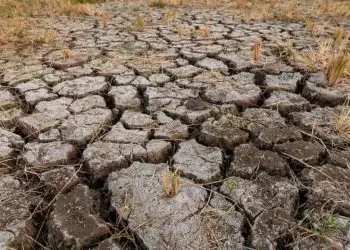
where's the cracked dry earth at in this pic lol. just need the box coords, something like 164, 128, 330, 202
1, 2, 350, 250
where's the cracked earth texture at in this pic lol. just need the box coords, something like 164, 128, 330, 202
1, 1, 350, 250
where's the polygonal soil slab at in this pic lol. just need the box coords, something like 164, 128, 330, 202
199, 114, 249, 150
83, 140, 172, 181
289, 107, 335, 129
89, 58, 130, 76
301, 164, 350, 216
165, 65, 203, 78
120, 110, 155, 129
103, 122, 150, 144
40, 166, 80, 194
289, 107, 348, 146
48, 184, 109, 249
60, 108, 113, 145
154, 120, 188, 140
0, 175, 39, 249
221, 172, 299, 249
254, 125, 303, 149
108, 162, 245, 250
164, 98, 222, 124
196, 57, 229, 73
241, 108, 286, 136
0, 90, 19, 110
108, 85, 141, 111
191, 44, 223, 56
0, 108, 23, 129
53, 76, 108, 98
44, 48, 100, 70
3, 64, 54, 86
204, 72, 261, 106
263, 91, 310, 115
274, 140, 326, 166
129, 76, 156, 90
22, 88, 57, 106
149, 73, 171, 85
34, 97, 73, 119
18, 113, 62, 137
145, 82, 199, 101
93, 238, 123, 250
302, 72, 349, 106
329, 149, 350, 168
0, 128, 24, 170
172, 139, 222, 183
229, 143, 289, 178
264, 72, 303, 92
22, 141, 78, 169
69, 95, 106, 114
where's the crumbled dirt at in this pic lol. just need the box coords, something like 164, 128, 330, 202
0, 1, 349, 249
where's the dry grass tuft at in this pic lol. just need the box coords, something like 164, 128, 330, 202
0, 0, 105, 50
163, 168, 180, 197
295, 37, 350, 85
326, 52, 350, 86
201, 25, 211, 37
36, 29, 57, 45
252, 39, 262, 62
333, 26, 345, 44
135, 14, 145, 31
165, 8, 177, 24
100, 12, 108, 29
62, 49, 73, 59
306, 19, 316, 33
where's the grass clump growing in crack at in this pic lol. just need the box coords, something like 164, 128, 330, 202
295, 37, 349, 85
326, 52, 350, 86
252, 39, 262, 62
163, 168, 180, 197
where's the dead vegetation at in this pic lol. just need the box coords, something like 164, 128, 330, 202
292, 37, 349, 86
0, 0, 106, 50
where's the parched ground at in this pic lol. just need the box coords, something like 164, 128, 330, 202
1, 1, 350, 249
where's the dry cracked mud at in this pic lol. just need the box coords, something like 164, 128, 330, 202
1, 1, 350, 250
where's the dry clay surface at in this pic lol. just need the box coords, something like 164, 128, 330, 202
1, 2, 350, 249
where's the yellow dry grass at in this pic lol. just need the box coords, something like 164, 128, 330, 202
163, 168, 180, 197
0, 0, 103, 50
295, 38, 350, 85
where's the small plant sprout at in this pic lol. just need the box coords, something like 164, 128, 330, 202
135, 14, 145, 32
62, 49, 73, 59
326, 52, 350, 86
252, 39, 262, 62
201, 25, 211, 37
163, 168, 180, 198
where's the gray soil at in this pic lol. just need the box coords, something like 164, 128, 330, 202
0, 2, 350, 250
